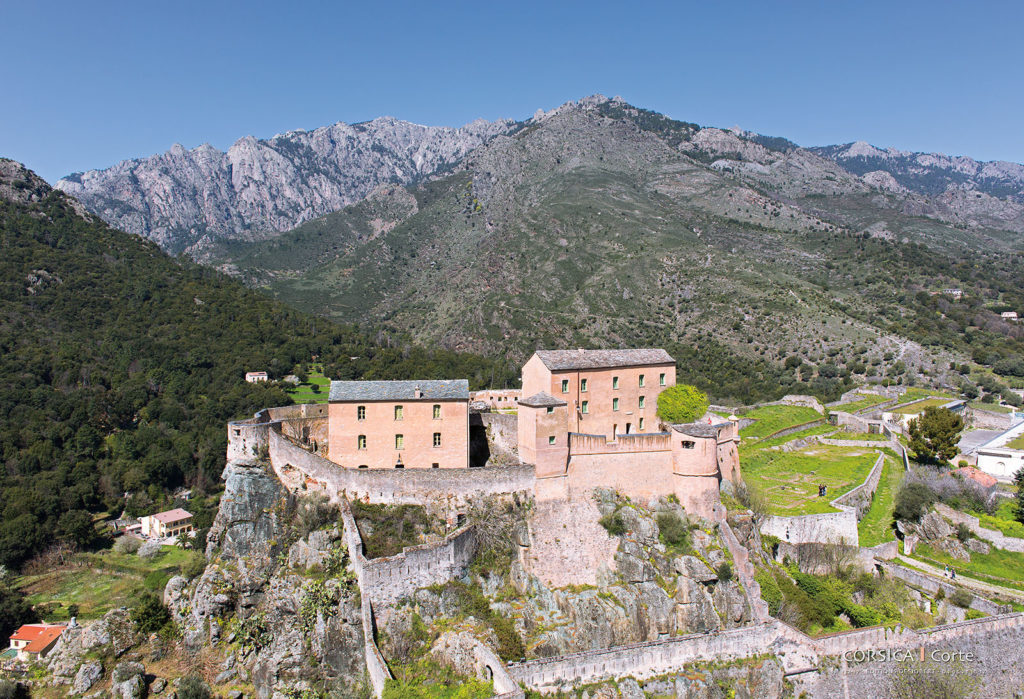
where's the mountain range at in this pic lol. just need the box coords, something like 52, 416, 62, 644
49, 96, 1024, 400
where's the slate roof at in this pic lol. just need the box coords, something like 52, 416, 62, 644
329, 379, 469, 402
671, 422, 727, 438
534, 349, 675, 371
518, 391, 567, 408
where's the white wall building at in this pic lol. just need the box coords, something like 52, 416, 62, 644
975, 420, 1024, 481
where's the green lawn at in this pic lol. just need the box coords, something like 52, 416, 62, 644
16, 546, 194, 620
287, 370, 331, 404
912, 542, 1024, 592
897, 387, 955, 404
834, 393, 890, 413
969, 400, 1013, 414
837, 431, 889, 441
742, 445, 881, 515
740, 405, 823, 441
858, 456, 904, 547
1006, 434, 1024, 450
750, 424, 837, 450
892, 397, 951, 414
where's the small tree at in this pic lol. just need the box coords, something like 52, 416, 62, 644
130, 592, 170, 633
907, 407, 964, 465
656, 384, 709, 424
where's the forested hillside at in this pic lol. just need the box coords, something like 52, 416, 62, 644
0, 160, 513, 569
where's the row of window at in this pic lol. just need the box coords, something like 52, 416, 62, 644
355, 405, 443, 421
561, 373, 667, 393
561, 396, 646, 413
356, 433, 443, 450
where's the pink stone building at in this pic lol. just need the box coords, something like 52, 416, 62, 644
518, 349, 740, 518
327, 380, 470, 470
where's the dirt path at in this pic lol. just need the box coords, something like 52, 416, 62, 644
896, 554, 1024, 603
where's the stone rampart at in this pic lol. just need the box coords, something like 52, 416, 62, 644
268, 426, 535, 504
760, 454, 884, 545
568, 432, 671, 455
827, 411, 871, 432
760, 418, 825, 442
360, 525, 477, 609
876, 561, 1011, 615
933, 503, 1024, 554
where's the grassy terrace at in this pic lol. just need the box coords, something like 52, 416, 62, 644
835, 431, 889, 441
896, 387, 955, 404
1005, 434, 1024, 450
287, 370, 331, 404
972, 500, 1024, 539
857, 454, 903, 547
833, 393, 890, 413
969, 400, 1014, 414
16, 546, 193, 620
892, 397, 951, 414
739, 405, 823, 441
742, 445, 880, 516
911, 541, 1024, 592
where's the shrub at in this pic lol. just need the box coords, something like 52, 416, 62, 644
955, 523, 971, 543
130, 592, 171, 633
715, 562, 734, 583
893, 482, 936, 522
113, 536, 142, 554
950, 588, 972, 609
177, 676, 212, 699
656, 512, 690, 552
296, 493, 340, 537
143, 570, 170, 592
934, 586, 945, 601
656, 384, 709, 423
599, 512, 626, 537
754, 569, 782, 614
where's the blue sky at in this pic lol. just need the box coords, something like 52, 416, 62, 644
2, 0, 1021, 183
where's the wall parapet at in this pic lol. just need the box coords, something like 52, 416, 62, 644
876, 560, 1012, 616
934, 503, 1024, 554
568, 432, 670, 456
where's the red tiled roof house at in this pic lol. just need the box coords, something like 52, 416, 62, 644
8, 623, 66, 661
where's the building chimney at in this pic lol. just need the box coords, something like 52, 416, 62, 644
414, 386, 422, 399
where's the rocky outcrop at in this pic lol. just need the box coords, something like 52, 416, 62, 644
111, 661, 146, 699
56, 117, 515, 252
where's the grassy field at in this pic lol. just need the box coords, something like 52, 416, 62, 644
896, 387, 955, 404
1006, 434, 1024, 449
972, 499, 1024, 539
742, 445, 880, 515
16, 546, 194, 620
969, 400, 1013, 414
892, 397, 951, 414
912, 542, 1024, 592
739, 405, 823, 441
287, 370, 331, 404
858, 455, 904, 547
834, 393, 890, 413
836, 431, 889, 441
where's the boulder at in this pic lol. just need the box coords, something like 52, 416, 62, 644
615, 543, 656, 583
966, 538, 991, 555
936, 538, 971, 561
72, 660, 103, 695
920, 512, 953, 541
111, 661, 146, 699
674, 555, 717, 583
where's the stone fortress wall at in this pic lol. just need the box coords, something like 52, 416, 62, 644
760, 453, 885, 546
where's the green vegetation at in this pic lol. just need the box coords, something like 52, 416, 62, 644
0, 183, 518, 570
893, 398, 951, 414
1007, 434, 1024, 450
599, 511, 626, 537
177, 676, 213, 699
17, 545, 193, 619
858, 456, 904, 547
431, 581, 524, 661
350, 501, 444, 559
893, 482, 937, 522
130, 590, 171, 633
912, 542, 1024, 592
840, 432, 889, 441
741, 446, 879, 515
739, 405, 822, 440
970, 400, 1013, 414
835, 393, 890, 413
973, 499, 1024, 538
655, 384, 709, 424
287, 369, 331, 404
907, 408, 964, 465
656, 511, 690, 554
383, 659, 492, 699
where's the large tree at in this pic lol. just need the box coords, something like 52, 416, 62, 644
907, 407, 963, 465
656, 384, 709, 424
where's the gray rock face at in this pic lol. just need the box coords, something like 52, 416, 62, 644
920, 512, 953, 541
205, 462, 288, 562
56, 117, 515, 253
72, 660, 103, 694
111, 661, 146, 699
966, 538, 991, 555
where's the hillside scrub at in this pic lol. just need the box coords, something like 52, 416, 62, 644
350, 501, 444, 559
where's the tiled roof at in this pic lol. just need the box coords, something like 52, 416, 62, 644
518, 391, 567, 408
955, 467, 998, 489
671, 422, 726, 438
151, 508, 192, 524
10, 624, 66, 653
534, 349, 675, 371
329, 379, 469, 402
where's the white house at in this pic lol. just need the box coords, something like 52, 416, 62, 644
140, 508, 194, 539
1002, 311, 1019, 321
974, 421, 1024, 481
245, 371, 269, 383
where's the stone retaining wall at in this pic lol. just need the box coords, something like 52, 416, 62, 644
934, 503, 1024, 554
876, 560, 1012, 615
760, 454, 885, 546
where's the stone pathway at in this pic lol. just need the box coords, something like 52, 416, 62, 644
895, 554, 1024, 604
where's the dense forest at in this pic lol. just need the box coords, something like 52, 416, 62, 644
0, 181, 515, 569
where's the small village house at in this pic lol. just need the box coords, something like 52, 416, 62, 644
245, 371, 269, 383
6, 624, 67, 662
140, 508, 194, 539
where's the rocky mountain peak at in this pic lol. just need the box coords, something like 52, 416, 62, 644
0, 158, 52, 204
